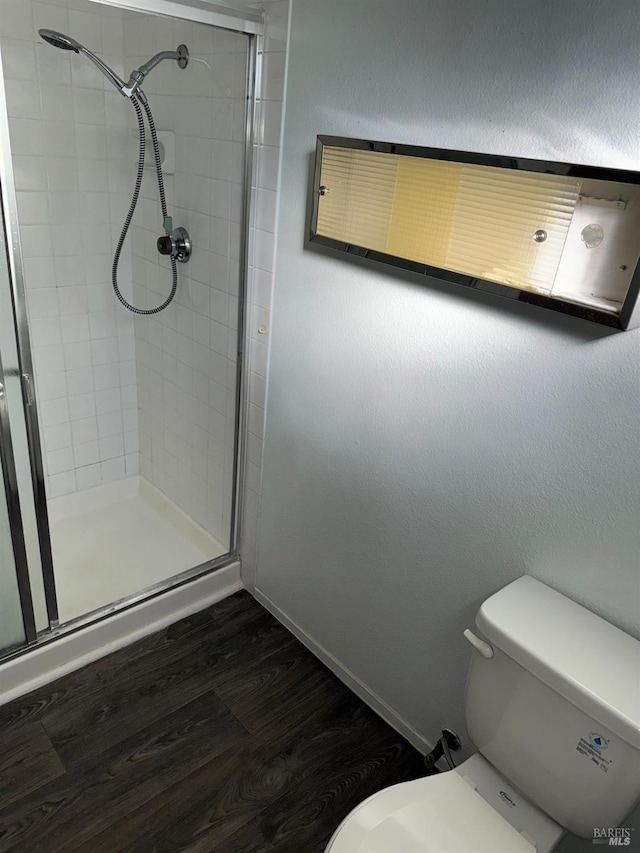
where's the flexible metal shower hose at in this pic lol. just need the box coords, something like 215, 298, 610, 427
112, 95, 177, 315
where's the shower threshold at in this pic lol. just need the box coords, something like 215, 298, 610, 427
47, 476, 227, 624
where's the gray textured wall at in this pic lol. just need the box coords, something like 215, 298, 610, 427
255, 1, 640, 846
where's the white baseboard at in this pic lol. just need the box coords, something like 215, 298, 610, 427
1, 563, 242, 707
254, 587, 432, 755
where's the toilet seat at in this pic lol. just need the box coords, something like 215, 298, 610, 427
326, 772, 537, 853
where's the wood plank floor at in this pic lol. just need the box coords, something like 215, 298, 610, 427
0, 591, 427, 852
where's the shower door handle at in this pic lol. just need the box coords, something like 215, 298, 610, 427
22, 373, 34, 406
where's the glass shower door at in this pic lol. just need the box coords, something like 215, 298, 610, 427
0, 172, 39, 654
0, 322, 35, 652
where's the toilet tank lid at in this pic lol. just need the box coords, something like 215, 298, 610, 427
476, 576, 640, 750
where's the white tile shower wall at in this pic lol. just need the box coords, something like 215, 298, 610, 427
123, 12, 247, 545
0, 0, 139, 498
240, 0, 288, 584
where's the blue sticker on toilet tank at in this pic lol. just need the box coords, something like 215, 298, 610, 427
576, 733, 612, 772
588, 732, 608, 750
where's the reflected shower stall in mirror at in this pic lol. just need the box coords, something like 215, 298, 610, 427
0, 0, 249, 625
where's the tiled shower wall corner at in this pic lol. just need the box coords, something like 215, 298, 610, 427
124, 11, 247, 545
2, 0, 283, 554
241, 0, 288, 585
0, 0, 138, 498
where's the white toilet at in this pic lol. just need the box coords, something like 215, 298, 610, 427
326, 575, 640, 852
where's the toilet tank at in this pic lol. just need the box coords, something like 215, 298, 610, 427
465, 576, 640, 839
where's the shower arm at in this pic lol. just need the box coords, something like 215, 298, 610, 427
122, 46, 189, 100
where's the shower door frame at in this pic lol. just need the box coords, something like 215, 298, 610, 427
0, 47, 59, 634
0, 270, 36, 646
0, 0, 262, 660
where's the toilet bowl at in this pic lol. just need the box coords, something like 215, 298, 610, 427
324, 576, 640, 853
325, 754, 564, 853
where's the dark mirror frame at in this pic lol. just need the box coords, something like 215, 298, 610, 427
309, 135, 640, 330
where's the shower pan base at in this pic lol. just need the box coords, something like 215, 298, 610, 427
48, 476, 227, 624
1, 562, 241, 708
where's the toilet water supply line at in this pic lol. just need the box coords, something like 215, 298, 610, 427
424, 729, 461, 772
423, 631, 493, 772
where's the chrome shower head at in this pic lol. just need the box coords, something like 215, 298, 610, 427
38, 29, 82, 52
38, 28, 126, 95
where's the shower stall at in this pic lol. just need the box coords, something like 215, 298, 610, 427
0, 0, 263, 660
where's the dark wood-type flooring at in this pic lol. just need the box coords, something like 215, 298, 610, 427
0, 591, 426, 852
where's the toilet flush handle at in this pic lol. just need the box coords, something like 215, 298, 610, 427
463, 629, 494, 659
